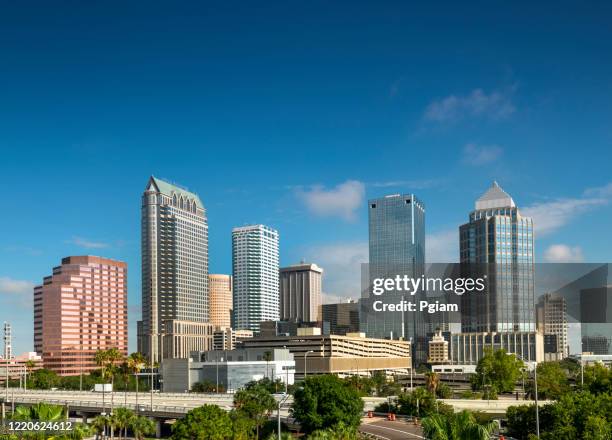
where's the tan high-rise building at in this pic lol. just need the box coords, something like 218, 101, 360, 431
428, 329, 449, 364
280, 263, 323, 323
209, 274, 233, 328
33, 256, 128, 376
137, 176, 209, 363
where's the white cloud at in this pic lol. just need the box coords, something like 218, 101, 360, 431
70, 236, 110, 249
297, 180, 365, 221
521, 182, 612, 236
544, 244, 585, 263
424, 88, 515, 122
303, 242, 367, 301
462, 143, 503, 166
0, 276, 35, 308
523, 197, 607, 236
0, 277, 34, 296
426, 229, 458, 263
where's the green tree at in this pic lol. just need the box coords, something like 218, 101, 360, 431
12, 403, 65, 421
422, 410, 497, 440
506, 404, 538, 440
91, 415, 110, 440
28, 368, 60, 389
230, 409, 256, 440
471, 348, 523, 394
192, 379, 222, 393
396, 387, 452, 418
526, 362, 569, 400
436, 383, 453, 399
127, 352, 146, 407
94, 347, 124, 414
130, 415, 155, 440
583, 415, 612, 440
171, 405, 233, 440
582, 363, 612, 395
291, 374, 364, 434
234, 383, 277, 438
112, 407, 136, 439
425, 371, 440, 395
343, 375, 374, 396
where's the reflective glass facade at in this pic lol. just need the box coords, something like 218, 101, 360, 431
459, 182, 535, 333
362, 194, 425, 343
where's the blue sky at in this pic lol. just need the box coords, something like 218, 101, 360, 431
1, 2, 611, 354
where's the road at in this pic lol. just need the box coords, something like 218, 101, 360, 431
360, 418, 425, 440
1, 388, 294, 419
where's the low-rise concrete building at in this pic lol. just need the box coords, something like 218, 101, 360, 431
161, 347, 295, 393
240, 332, 411, 379
450, 331, 544, 365
212, 327, 253, 351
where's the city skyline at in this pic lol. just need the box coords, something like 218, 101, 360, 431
2, 2, 612, 355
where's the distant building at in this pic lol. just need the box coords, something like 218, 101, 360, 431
160, 320, 213, 359
580, 287, 612, 355
212, 327, 253, 351
3, 322, 12, 360
322, 300, 360, 335
161, 348, 295, 392
0, 352, 42, 383
210, 275, 233, 328
259, 320, 329, 337
279, 263, 323, 322
33, 256, 128, 376
428, 329, 449, 364
232, 225, 280, 332
242, 333, 412, 379
138, 176, 210, 363
459, 182, 535, 334
536, 293, 569, 360
449, 331, 543, 365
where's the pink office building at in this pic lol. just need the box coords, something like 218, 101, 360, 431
33, 256, 128, 376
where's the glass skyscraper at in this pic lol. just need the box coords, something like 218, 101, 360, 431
232, 224, 280, 333
459, 182, 535, 333
362, 194, 425, 343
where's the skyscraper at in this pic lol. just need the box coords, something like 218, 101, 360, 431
209, 274, 233, 328
279, 263, 323, 323
459, 182, 535, 333
137, 176, 211, 363
536, 293, 569, 360
33, 256, 128, 375
232, 225, 280, 333
362, 194, 426, 342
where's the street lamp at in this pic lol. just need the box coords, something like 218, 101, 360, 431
303, 351, 314, 379
277, 393, 290, 440
216, 355, 224, 393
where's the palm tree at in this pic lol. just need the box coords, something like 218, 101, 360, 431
113, 407, 136, 439
422, 410, 497, 440
127, 352, 146, 408
425, 371, 440, 396
91, 414, 109, 440
130, 415, 155, 440
24, 359, 35, 390
119, 361, 131, 406
263, 351, 273, 382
